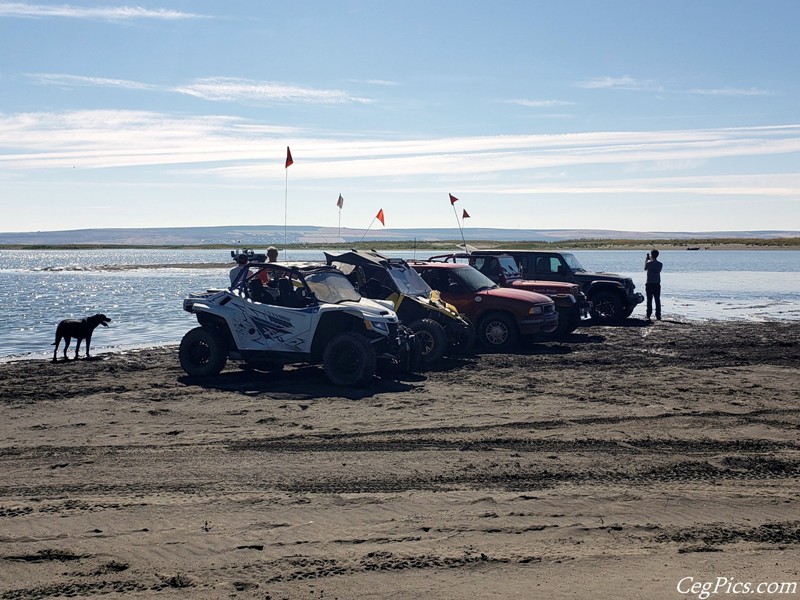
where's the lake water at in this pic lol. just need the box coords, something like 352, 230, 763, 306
1, 248, 798, 361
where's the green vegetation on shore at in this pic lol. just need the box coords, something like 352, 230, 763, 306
1, 237, 798, 251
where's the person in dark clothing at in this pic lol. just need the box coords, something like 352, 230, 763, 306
644, 249, 663, 321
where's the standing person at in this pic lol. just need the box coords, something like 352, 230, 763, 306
229, 254, 249, 285
644, 249, 663, 321
267, 246, 279, 262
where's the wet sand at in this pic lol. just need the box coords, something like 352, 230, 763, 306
1, 319, 799, 599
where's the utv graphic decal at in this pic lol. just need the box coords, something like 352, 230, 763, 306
250, 313, 293, 339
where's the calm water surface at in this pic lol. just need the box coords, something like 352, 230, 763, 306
1, 249, 798, 360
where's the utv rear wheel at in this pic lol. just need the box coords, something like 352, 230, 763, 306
179, 326, 227, 376
590, 292, 623, 323
323, 332, 377, 386
478, 312, 519, 352
409, 318, 447, 365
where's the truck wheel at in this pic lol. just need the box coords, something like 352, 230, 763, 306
590, 292, 623, 323
409, 318, 447, 365
179, 327, 227, 376
478, 312, 519, 352
323, 332, 377, 386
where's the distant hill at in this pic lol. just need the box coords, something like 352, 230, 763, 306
0, 225, 797, 246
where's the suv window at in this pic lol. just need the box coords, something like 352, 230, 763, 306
472, 257, 500, 280
535, 256, 562, 275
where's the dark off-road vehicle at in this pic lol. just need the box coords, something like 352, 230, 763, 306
324, 250, 475, 365
471, 250, 643, 323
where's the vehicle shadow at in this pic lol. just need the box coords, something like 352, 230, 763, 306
544, 331, 607, 344
178, 364, 419, 400
581, 317, 651, 328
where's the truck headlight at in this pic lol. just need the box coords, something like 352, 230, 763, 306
529, 305, 543, 315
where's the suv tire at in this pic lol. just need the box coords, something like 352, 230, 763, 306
323, 331, 377, 386
553, 309, 580, 336
590, 291, 624, 323
409, 318, 447, 365
478, 312, 519, 352
179, 326, 228, 376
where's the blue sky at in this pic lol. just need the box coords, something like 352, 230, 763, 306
1, 1, 798, 234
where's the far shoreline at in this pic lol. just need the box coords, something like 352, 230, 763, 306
1, 237, 799, 252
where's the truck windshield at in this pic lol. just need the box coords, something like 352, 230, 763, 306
454, 266, 498, 292
562, 253, 585, 272
387, 263, 432, 297
304, 271, 361, 304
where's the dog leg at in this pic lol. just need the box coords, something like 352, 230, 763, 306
85, 336, 92, 359
74, 339, 81, 360
52, 338, 60, 362
63, 337, 71, 360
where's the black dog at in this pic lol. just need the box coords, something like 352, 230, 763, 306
52, 314, 111, 362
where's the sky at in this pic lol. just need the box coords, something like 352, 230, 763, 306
1, 1, 799, 234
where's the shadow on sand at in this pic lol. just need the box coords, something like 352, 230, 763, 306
178, 363, 421, 400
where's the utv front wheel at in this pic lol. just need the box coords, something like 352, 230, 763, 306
409, 318, 447, 365
447, 317, 476, 356
323, 332, 377, 386
179, 327, 227, 376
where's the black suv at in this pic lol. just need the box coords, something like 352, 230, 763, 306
471, 250, 643, 323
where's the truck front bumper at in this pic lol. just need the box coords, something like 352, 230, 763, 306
519, 312, 560, 335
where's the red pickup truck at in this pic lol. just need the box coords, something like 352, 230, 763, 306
428, 253, 589, 335
410, 261, 558, 351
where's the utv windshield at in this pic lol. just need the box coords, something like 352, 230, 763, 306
386, 263, 432, 297
562, 253, 585, 272
454, 266, 498, 292
304, 271, 361, 304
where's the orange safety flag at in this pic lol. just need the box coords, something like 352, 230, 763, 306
285, 146, 293, 168
462, 209, 470, 219
337, 194, 344, 209
449, 193, 459, 205
376, 209, 385, 226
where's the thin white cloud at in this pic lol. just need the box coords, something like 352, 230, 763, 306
577, 76, 662, 91
0, 2, 204, 19
578, 76, 771, 97
690, 87, 772, 97
27, 73, 372, 106
28, 73, 158, 91
173, 77, 373, 105
347, 79, 401, 87
1, 109, 798, 206
506, 99, 576, 108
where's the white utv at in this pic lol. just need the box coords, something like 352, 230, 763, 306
179, 253, 421, 386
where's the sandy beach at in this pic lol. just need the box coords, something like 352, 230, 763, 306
1, 319, 799, 599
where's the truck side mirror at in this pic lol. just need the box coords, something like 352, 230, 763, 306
557, 265, 567, 275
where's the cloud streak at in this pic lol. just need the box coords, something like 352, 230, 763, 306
0, 2, 204, 20
173, 78, 372, 105
577, 76, 771, 97
1, 109, 798, 205
28, 73, 373, 105
27, 73, 158, 91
